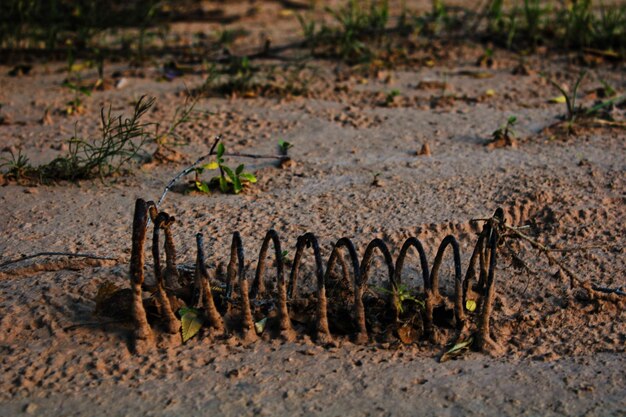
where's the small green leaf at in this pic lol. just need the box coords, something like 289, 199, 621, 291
195, 180, 210, 194
178, 306, 197, 317
549, 95, 567, 104
239, 173, 257, 183
223, 166, 236, 181
203, 161, 219, 170
233, 176, 242, 194
236, 164, 244, 175
440, 336, 473, 362
181, 310, 203, 343
219, 175, 229, 193
217, 142, 225, 158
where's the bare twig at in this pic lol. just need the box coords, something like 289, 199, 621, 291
0, 252, 118, 269
476, 217, 624, 300
223, 152, 287, 160
156, 135, 221, 208
592, 286, 626, 297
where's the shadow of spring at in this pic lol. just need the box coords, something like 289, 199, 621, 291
129, 198, 505, 355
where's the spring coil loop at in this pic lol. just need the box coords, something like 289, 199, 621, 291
129, 198, 504, 353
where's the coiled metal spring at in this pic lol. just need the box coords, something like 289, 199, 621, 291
129, 198, 504, 354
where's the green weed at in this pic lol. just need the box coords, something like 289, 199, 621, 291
193, 143, 257, 195
376, 284, 424, 315
385, 88, 401, 106
1, 96, 155, 183
278, 140, 293, 156
488, 115, 518, 147
298, 0, 390, 63
0, 149, 30, 179
548, 71, 587, 130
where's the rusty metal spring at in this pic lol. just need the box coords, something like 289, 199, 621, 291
129, 198, 504, 353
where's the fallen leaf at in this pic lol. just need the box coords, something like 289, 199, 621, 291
255, 317, 268, 335
440, 336, 473, 362
549, 95, 567, 104
457, 70, 493, 79
398, 325, 419, 344
203, 161, 219, 170
180, 308, 203, 343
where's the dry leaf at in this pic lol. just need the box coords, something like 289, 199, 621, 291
440, 336, 473, 362
255, 317, 268, 335
549, 95, 567, 104
398, 325, 419, 344
180, 308, 203, 343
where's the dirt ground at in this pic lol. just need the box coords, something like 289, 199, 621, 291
0, 1, 625, 416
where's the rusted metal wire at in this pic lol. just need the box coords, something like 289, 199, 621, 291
129, 199, 503, 354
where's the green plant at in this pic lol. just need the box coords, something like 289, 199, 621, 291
376, 284, 424, 314
385, 88, 400, 105
2, 96, 155, 182
548, 71, 587, 129
193, 142, 257, 194
487, 115, 518, 148
558, 0, 594, 48
0, 0, 161, 53
0, 149, 30, 179
62, 79, 91, 115
278, 140, 293, 156
226, 56, 256, 92
494, 115, 517, 140
521, 0, 548, 47
594, 5, 626, 50
299, 0, 390, 63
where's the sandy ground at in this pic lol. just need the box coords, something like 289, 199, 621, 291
1, 1, 625, 416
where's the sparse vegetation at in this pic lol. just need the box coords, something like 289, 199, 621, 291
299, 0, 390, 63
198, 59, 315, 99
1, 96, 155, 183
488, 115, 518, 148
483, 0, 626, 53
0, 0, 161, 52
548, 71, 587, 132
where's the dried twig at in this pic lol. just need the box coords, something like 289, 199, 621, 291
592, 286, 626, 296
0, 252, 118, 269
223, 152, 287, 160
156, 135, 221, 208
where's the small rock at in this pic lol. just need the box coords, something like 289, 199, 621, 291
279, 157, 296, 170
41, 108, 53, 126
115, 77, 129, 89
24, 403, 38, 414
417, 143, 432, 156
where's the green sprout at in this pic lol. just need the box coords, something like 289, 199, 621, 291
278, 140, 293, 156
194, 142, 257, 194
376, 284, 424, 314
